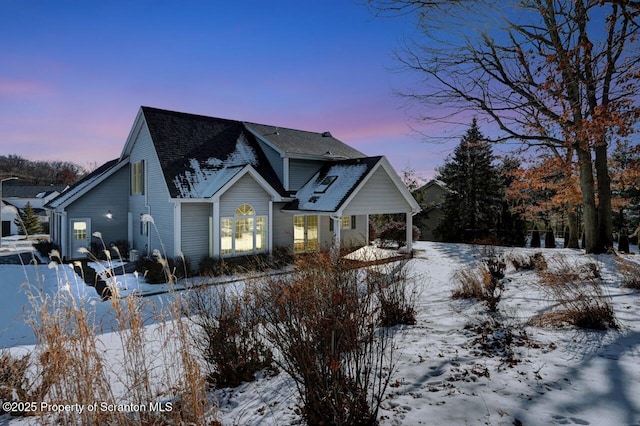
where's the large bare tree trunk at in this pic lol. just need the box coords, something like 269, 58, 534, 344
595, 143, 614, 251
566, 205, 580, 248
577, 147, 599, 253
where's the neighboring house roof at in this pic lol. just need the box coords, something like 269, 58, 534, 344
415, 179, 449, 194
244, 122, 365, 159
2, 183, 67, 199
140, 106, 286, 198
45, 159, 127, 210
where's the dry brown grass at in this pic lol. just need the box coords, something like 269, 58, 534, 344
616, 257, 640, 289
530, 257, 618, 330
7, 243, 217, 425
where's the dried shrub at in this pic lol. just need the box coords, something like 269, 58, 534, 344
255, 252, 394, 426
0, 351, 33, 409
186, 285, 275, 388
532, 258, 618, 330
453, 250, 506, 312
508, 252, 547, 271
616, 258, 640, 289
33, 240, 61, 260
135, 251, 190, 283
367, 260, 418, 327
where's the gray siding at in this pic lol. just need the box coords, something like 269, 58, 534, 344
344, 168, 412, 215
65, 166, 129, 258
289, 159, 324, 191
128, 125, 175, 257
257, 139, 284, 184
272, 203, 293, 249
219, 174, 270, 216
319, 215, 367, 248
181, 203, 211, 263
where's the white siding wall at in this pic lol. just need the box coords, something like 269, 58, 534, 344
128, 125, 175, 257
343, 168, 412, 215
181, 203, 211, 264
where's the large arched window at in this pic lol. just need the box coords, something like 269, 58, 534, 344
221, 204, 267, 255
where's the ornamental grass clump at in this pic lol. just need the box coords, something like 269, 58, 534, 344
531, 257, 618, 330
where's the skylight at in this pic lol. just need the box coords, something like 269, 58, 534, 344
314, 175, 337, 193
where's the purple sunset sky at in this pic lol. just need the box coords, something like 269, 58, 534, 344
0, 1, 460, 180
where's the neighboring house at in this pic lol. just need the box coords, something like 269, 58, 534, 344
46, 106, 420, 262
413, 179, 450, 241
1, 182, 66, 236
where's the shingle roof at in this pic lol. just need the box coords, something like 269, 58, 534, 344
2, 183, 67, 199
141, 107, 286, 198
283, 156, 382, 212
244, 122, 365, 159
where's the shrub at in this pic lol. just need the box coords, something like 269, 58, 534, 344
34, 240, 61, 259
378, 221, 420, 249
545, 230, 556, 248
0, 351, 33, 407
618, 233, 630, 253
255, 252, 394, 425
135, 251, 190, 284
616, 258, 640, 289
508, 252, 547, 271
367, 260, 417, 327
453, 250, 506, 312
532, 257, 618, 330
530, 228, 541, 248
186, 285, 275, 388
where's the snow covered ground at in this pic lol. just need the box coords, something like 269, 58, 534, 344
1, 241, 640, 425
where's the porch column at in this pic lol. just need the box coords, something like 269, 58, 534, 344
405, 212, 413, 253
332, 215, 341, 253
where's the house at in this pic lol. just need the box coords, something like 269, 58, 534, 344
45, 106, 420, 262
413, 179, 449, 241
1, 182, 66, 236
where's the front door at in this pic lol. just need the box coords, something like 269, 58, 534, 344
70, 218, 91, 258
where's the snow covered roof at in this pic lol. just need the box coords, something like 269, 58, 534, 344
2, 183, 67, 199
141, 107, 285, 198
284, 157, 381, 212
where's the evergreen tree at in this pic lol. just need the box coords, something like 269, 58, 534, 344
15, 202, 43, 235
435, 119, 504, 242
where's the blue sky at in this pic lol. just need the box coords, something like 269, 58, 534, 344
0, 0, 451, 179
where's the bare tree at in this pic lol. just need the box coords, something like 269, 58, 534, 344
369, 0, 640, 253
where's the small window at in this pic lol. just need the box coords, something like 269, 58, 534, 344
330, 215, 356, 232
314, 175, 337, 193
131, 161, 144, 195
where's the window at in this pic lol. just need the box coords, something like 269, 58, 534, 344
330, 215, 356, 232
73, 221, 87, 240
294, 215, 319, 253
220, 204, 267, 256
131, 161, 144, 195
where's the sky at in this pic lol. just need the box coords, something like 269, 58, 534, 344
0, 0, 454, 181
